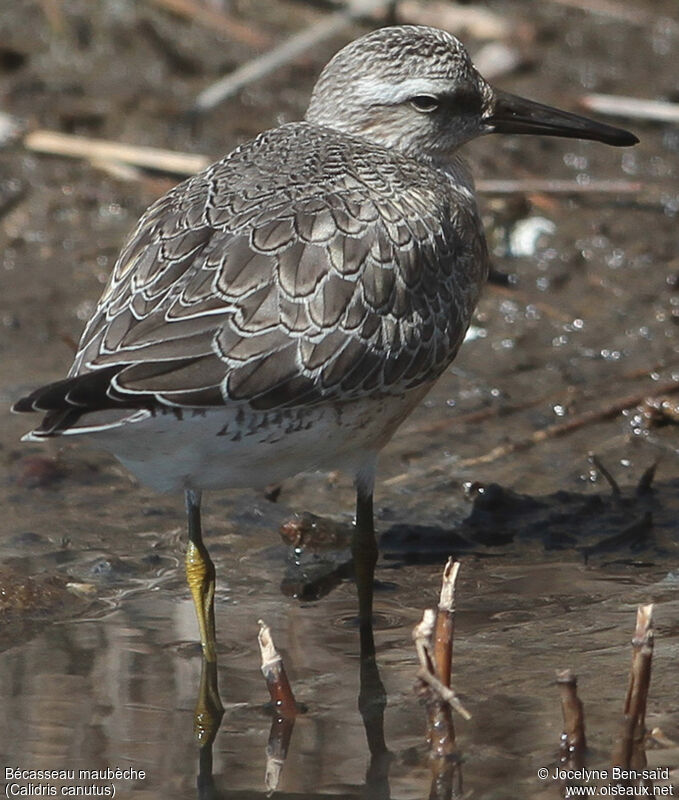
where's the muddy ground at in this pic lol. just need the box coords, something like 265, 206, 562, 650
1, 1, 678, 798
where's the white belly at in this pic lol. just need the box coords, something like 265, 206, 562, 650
83, 388, 430, 493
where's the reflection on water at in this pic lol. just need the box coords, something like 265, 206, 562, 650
1, 548, 677, 798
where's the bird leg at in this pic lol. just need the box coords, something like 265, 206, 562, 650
193, 656, 224, 748
185, 489, 218, 663
352, 487, 377, 643
352, 482, 390, 774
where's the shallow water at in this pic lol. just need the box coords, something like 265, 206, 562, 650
2, 0, 679, 797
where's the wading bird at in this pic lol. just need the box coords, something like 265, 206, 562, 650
13, 26, 637, 662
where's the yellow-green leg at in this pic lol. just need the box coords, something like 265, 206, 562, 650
185, 489, 218, 663
193, 656, 224, 747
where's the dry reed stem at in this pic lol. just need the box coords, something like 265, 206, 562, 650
414, 565, 468, 799
433, 558, 459, 689
24, 130, 210, 175
612, 604, 654, 774
413, 567, 471, 722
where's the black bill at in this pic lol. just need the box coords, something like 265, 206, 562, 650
486, 90, 638, 147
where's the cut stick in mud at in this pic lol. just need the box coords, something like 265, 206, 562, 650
556, 669, 587, 770
612, 604, 654, 774
257, 619, 298, 719
433, 558, 459, 689
414, 563, 468, 800
258, 619, 298, 793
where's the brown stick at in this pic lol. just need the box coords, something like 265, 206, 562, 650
414, 598, 470, 722
414, 577, 467, 799
458, 380, 679, 468
433, 558, 459, 689
146, 0, 270, 48
612, 604, 654, 775
258, 619, 298, 719
556, 669, 586, 769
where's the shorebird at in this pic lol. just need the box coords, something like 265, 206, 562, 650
13, 26, 637, 662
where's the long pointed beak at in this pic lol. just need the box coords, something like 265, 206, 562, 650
485, 90, 638, 147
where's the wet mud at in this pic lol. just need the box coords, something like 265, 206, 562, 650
1, 1, 678, 797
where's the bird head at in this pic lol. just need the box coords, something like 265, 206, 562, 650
305, 26, 637, 161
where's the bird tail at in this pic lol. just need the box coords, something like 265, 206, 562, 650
11, 366, 142, 439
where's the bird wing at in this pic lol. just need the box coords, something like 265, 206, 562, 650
18, 124, 488, 424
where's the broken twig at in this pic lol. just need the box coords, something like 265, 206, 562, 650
414, 607, 470, 719
458, 379, 679, 468
414, 567, 468, 800
416, 667, 471, 722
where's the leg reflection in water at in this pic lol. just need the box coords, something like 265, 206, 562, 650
190, 506, 395, 799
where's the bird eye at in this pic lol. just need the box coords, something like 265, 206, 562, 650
410, 95, 439, 113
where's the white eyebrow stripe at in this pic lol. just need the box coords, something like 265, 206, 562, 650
353, 77, 453, 104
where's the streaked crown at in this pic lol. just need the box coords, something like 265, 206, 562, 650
305, 26, 493, 158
